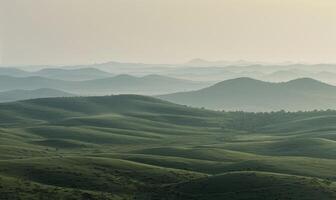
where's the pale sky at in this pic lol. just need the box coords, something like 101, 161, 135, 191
1, 0, 336, 65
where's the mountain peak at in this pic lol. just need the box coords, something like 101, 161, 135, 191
211, 77, 269, 87
283, 78, 332, 88
113, 74, 137, 79
187, 58, 210, 64
286, 77, 322, 83
185, 58, 214, 66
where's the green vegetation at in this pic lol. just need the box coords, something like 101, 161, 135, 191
0, 95, 336, 199
158, 77, 336, 111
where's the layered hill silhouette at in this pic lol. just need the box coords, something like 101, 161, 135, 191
159, 77, 336, 111
0, 88, 75, 103
34, 68, 114, 81
0, 74, 208, 95
0, 67, 114, 81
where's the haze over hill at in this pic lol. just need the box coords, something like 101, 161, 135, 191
2, 0, 336, 199
0, 67, 114, 81
0, 88, 75, 103
0, 73, 209, 96
3, 60, 336, 84
2, 61, 336, 104
159, 77, 336, 112
35, 68, 114, 81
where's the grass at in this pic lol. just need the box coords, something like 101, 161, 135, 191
156, 171, 336, 200
0, 95, 336, 199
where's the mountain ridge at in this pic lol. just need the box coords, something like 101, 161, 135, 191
0, 88, 75, 103
0, 74, 209, 95
158, 77, 336, 111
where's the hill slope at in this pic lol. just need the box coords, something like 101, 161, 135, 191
1, 95, 336, 199
158, 77, 336, 111
0, 88, 75, 103
157, 171, 336, 200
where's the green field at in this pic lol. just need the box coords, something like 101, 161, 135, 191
0, 95, 336, 199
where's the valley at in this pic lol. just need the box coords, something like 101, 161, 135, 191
0, 95, 335, 199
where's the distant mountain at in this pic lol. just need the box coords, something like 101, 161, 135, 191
34, 68, 114, 81
78, 74, 209, 95
0, 74, 209, 95
0, 88, 75, 103
260, 70, 336, 85
4, 61, 336, 85
0, 67, 31, 77
0, 67, 114, 81
261, 70, 308, 82
185, 58, 219, 67
223, 64, 336, 74
69, 61, 171, 76
313, 71, 336, 85
158, 77, 336, 111
0, 75, 65, 91
184, 59, 263, 67
4, 61, 336, 83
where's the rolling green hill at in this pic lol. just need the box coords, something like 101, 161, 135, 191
157, 171, 336, 200
158, 77, 336, 111
0, 95, 336, 199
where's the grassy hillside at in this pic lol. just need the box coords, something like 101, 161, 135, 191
158, 77, 336, 111
156, 172, 336, 200
0, 95, 336, 199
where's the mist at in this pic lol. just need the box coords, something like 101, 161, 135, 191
1, 0, 336, 65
